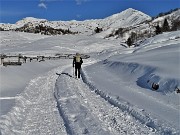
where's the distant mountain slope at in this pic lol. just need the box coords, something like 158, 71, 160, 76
105, 9, 180, 41
0, 8, 151, 35
101, 8, 151, 28
0, 8, 179, 40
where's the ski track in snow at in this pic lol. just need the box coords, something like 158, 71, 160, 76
0, 64, 179, 135
54, 71, 157, 135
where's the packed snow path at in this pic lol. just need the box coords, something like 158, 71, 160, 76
1, 65, 178, 135
0, 67, 68, 135
1, 66, 155, 135
54, 71, 157, 135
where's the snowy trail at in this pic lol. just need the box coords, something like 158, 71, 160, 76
0, 66, 69, 135
1, 65, 154, 135
54, 71, 156, 135
1, 64, 175, 135
55, 74, 111, 135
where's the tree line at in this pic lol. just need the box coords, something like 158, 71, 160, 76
127, 18, 179, 47
0, 23, 78, 35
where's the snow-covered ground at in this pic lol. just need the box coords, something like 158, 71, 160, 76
0, 31, 179, 134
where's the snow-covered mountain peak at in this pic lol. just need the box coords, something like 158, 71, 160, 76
17, 17, 47, 23
106, 8, 151, 20
15, 17, 48, 27
119, 8, 140, 15
102, 8, 151, 29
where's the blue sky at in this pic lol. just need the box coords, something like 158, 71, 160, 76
0, 0, 179, 23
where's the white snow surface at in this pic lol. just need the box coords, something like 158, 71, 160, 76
0, 30, 180, 135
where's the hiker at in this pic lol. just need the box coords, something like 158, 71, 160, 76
73, 53, 83, 78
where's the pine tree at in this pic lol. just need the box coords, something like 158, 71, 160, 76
155, 25, 161, 35
162, 19, 170, 32
171, 19, 180, 31
94, 27, 102, 33
95, 27, 100, 33
127, 37, 132, 48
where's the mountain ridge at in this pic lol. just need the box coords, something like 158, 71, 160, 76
0, 8, 150, 32
0, 8, 179, 41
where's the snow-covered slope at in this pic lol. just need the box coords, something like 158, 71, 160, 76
104, 9, 180, 41
1, 8, 179, 41
0, 30, 179, 134
0, 8, 151, 35
152, 9, 180, 26
102, 8, 151, 28
1, 8, 179, 42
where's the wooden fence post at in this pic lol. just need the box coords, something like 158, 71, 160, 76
18, 54, 21, 63
1, 58, 4, 65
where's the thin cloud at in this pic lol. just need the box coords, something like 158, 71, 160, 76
38, 2, 47, 9
38, 0, 62, 9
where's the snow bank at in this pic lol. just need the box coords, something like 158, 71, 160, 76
83, 31, 180, 131
101, 60, 179, 94
104, 31, 180, 94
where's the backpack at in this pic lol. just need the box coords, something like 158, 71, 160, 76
75, 55, 81, 63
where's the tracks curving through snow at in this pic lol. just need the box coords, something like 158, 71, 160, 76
54, 72, 156, 135
0, 64, 178, 135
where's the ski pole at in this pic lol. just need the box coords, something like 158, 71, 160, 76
73, 66, 74, 77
